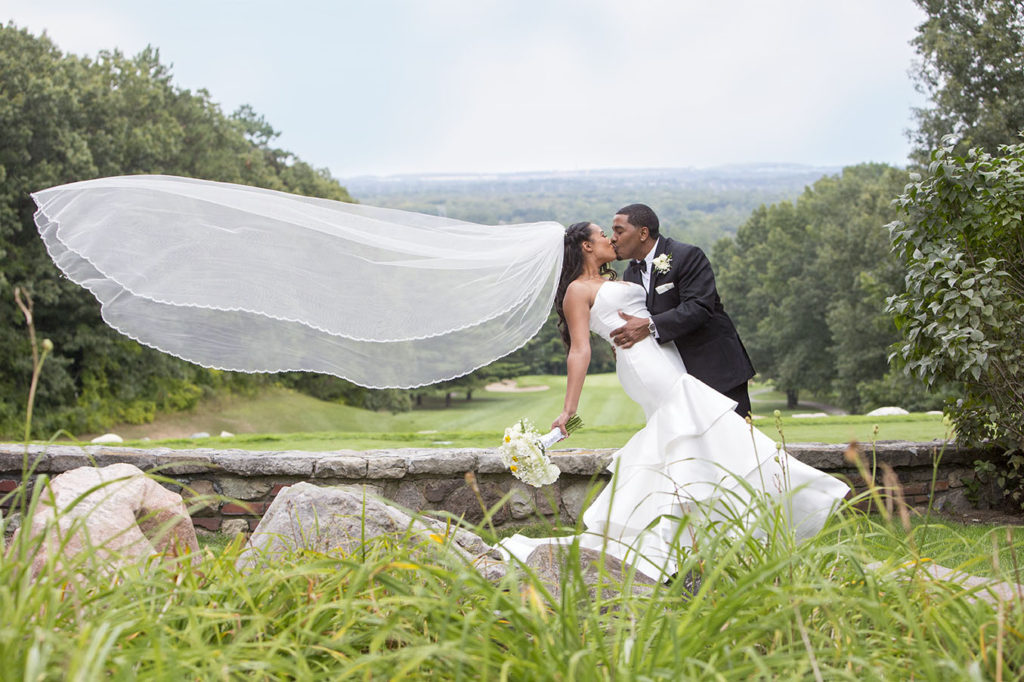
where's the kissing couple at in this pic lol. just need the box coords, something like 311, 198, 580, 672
502, 203, 849, 578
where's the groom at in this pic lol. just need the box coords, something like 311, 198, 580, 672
609, 203, 755, 417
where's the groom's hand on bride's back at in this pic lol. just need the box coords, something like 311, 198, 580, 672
611, 311, 652, 349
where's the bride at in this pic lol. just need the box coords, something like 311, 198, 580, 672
499, 222, 850, 580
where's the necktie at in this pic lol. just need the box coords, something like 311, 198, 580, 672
635, 259, 647, 273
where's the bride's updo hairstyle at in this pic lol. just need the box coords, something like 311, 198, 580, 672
554, 222, 616, 349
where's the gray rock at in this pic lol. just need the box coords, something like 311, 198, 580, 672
423, 478, 460, 503
931, 487, 976, 513
531, 485, 561, 516
366, 455, 408, 479
220, 518, 250, 537
315, 454, 368, 479
190, 432, 211, 439
475, 452, 509, 474
524, 544, 657, 601
552, 451, 613, 475
406, 449, 478, 475
507, 484, 535, 520
391, 481, 428, 512
182, 479, 218, 515
219, 431, 235, 438
211, 450, 316, 477
786, 443, 846, 469
2, 511, 21, 543
867, 560, 1024, 607
0, 445, 48, 472
239, 482, 504, 581
219, 477, 273, 501
16, 463, 199, 576
44, 445, 94, 472
559, 480, 600, 523
145, 450, 217, 476
443, 483, 509, 524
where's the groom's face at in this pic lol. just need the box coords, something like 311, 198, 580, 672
611, 214, 648, 261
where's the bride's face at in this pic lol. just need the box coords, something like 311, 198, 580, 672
587, 224, 617, 265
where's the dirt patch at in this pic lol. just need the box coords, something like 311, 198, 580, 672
484, 379, 550, 393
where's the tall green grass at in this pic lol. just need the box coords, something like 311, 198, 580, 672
5, 291, 1020, 678
3, 465, 1022, 680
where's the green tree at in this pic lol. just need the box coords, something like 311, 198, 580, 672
887, 140, 1024, 451
801, 165, 912, 410
909, 0, 1024, 163
716, 202, 827, 406
362, 389, 413, 414
0, 24, 353, 437
715, 164, 915, 411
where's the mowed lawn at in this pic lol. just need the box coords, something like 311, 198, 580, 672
92, 375, 951, 451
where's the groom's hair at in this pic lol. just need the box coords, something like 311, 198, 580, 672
616, 203, 660, 238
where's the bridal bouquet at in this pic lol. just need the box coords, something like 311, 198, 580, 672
499, 415, 583, 487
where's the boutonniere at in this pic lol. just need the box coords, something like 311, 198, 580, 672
652, 254, 672, 274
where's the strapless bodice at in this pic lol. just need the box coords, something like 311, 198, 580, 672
589, 280, 690, 418
589, 281, 650, 342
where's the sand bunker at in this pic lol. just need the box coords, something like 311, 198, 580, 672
484, 379, 550, 393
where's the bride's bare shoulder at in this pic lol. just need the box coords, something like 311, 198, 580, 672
565, 279, 601, 307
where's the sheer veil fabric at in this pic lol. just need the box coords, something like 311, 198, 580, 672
32, 175, 564, 388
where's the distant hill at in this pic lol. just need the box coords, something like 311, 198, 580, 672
343, 164, 841, 251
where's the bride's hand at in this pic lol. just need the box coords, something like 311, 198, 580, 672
552, 411, 575, 437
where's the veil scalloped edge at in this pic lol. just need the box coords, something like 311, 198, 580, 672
31, 174, 565, 389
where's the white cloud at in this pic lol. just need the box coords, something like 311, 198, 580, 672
3, 0, 928, 175
5, 4, 145, 57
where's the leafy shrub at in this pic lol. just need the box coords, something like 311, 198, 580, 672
363, 388, 413, 414
887, 139, 1024, 451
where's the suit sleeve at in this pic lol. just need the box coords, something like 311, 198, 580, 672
650, 244, 718, 340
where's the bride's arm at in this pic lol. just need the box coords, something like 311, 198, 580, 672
553, 283, 592, 436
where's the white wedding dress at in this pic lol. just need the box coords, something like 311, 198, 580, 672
500, 281, 850, 580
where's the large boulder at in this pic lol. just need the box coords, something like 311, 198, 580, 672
867, 560, 1024, 607
15, 463, 199, 576
524, 543, 658, 601
238, 482, 505, 580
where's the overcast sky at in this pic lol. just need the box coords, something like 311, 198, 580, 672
5, 1, 928, 177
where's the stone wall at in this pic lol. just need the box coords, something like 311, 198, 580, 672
0, 441, 1003, 535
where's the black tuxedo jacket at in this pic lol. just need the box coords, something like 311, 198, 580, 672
625, 237, 755, 394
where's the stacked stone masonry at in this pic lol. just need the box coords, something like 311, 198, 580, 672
0, 441, 1003, 534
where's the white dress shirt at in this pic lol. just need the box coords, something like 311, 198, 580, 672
639, 238, 660, 294
637, 238, 661, 338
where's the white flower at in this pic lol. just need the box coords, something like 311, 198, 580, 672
652, 253, 672, 274
498, 419, 560, 487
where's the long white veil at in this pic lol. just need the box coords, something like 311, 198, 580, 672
31, 175, 564, 388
